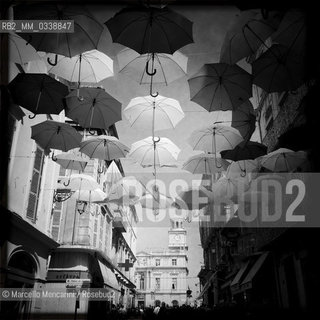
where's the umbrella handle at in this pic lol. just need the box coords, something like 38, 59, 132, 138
47, 55, 58, 66
97, 166, 105, 174
28, 113, 36, 119
146, 60, 157, 76
51, 152, 58, 161
63, 178, 71, 187
88, 128, 96, 135
150, 92, 159, 98
240, 170, 246, 177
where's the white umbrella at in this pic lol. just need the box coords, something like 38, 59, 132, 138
259, 148, 307, 172
212, 176, 249, 201
123, 95, 184, 132
226, 159, 260, 178
117, 48, 188, 86
79, 135, 130, 161
45, 49, 113, 84
72, 188, 107, 203
62, 173, 100, 190
54, 153, 88, 172
182, 153, 230, 174
129, 136, 180, 168
188, 124, 243, 156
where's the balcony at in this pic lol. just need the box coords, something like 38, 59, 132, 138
113, 216, 127, 233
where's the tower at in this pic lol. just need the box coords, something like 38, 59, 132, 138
168, 217, 188, 251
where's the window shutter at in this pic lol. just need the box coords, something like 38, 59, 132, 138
51, 202, 63, 242
26, 146, 44, 221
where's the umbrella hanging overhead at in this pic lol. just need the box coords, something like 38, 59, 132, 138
79, 135, 129, 161
9, 33, 41, 64
13, 4, 104, 58
272, 10, 306, 57
226, 159, 260, 179
54, 153, 88, 172
72, 188, 107, 203
182, 153, 229, 174
123, 95, 184, 133
45, 50, 114, 83
129, 136, 180, 168
31, 120, 82, 154
104, 161, 123, 194
220, 10, 283, 64
188, 124, 243, 156
221, 141, 268, 161
105, 5, 193, 54
259, 148, 307, 172
62, 173, 100, 191
188, 63, 252, 112
8, 73, 68, 118
64, 87, 122, 131
252, 44, 306, 93
117, 48, 188, 86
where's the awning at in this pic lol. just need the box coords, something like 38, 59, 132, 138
230, 260, 250, 294
98, 261, 119, 291
240, 252, 269, 291
196, 271, 217, 299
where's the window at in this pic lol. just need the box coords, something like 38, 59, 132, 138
172, 259, 177, 266
51, 202, 63, 242
26, 146, 44, 222
155, 278, 160, 290
172, 278, 177, 290
140, 276, 145, 290
155, 259, 160, 266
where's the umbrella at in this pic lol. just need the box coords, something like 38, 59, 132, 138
188, 124, 243, 157
72, 188, 107, 203
13, 4, 104, 58
182, 153, 230, 175
259, 148, 307, 172
123, 95, 184, 133
31, 120, 82, 157
79, 135, 130, 161
272, 10, 306, 57
117, 48, 188, 87
173, 186, 213, 211
129, 137, 180, 168
61, 173, 100, 190
220, 10, 283, 64
140, 191, 173, 210
188, 63, 252, 112
252, 44, 306, 93
54, 153, 88, 172
220, 141, 268, 161
108, 176, 143, 206
105, 5, 193, 54
212, 176, 249, 201
226, 159, 260, 179
104, 161, 123, 194
8, 73, 69, 118
45, 50, 113, 84
64, 87, 122, 132
9, 33, 41, 64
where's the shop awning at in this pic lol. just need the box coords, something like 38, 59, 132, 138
240, 252, 269, 291
230, 260, 250, 293
98, 261, 119, 291
197, 271, 217, 299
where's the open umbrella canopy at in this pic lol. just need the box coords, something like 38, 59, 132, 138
226, 159, 260, 179
188, 63, 252, 112
64, 87, 122, 130
104, 161, 123, 194
129, 136, 180, 168
259, 148, 307, 172
79, 135, 129, 161
13, 4, 104, 57
72, 188, 107, 203
188, 124, 243, 155
220, 10, 283, 64
31, 120, 82, 152
45, 50, 114, 83
54, 153, 88, 171
9, 33, 41, 64
105, 5, 193, 54
123, 95, 184, 132
8, 74, 69, 117
220, 141, 268, 161
182, 153, 230, 175
252, 44, 306, 93
117, 48, 188, 86
62, 173, 100, 191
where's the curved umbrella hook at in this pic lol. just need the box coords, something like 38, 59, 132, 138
146, 59, 157, 76
150, 92, 159, 98
63, 178, 71, 187
28, 113, 37, 119
88, 128, 96, 135
47, 54, 58, 66
153, 136, 161, 143
97, 166, 104, 174
51, 152, 58, 161
240, 169, 247, 177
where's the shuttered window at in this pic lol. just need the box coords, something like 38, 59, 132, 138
26, 146, 44, 222
51, 202, 63, 242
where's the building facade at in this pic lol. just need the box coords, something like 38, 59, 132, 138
135, 219, 189, 308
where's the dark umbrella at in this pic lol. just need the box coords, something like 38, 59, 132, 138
64, 87, 122, 133
221, 141, 267, 161
105, 5, 193, 54
13, 4, 104, 59
8, 73, 68, 119
188, 63, 252, 112
31, 120, 82, 159
252, 44, 306, 93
